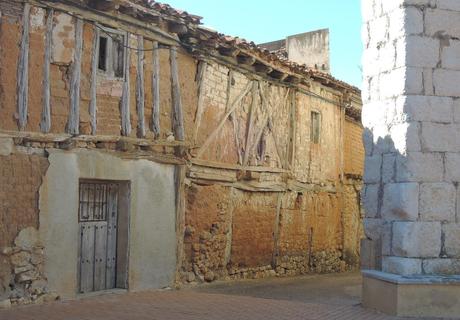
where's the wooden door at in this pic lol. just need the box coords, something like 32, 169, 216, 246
78, 181, 119, 293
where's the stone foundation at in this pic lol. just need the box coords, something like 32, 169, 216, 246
0, 227, 58, 308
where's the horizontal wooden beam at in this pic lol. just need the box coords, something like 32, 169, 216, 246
0, 130, 189, 147
32, 0, 179, 46
191, 158, 288, 173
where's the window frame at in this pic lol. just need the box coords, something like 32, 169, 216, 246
97, 25, 126, 80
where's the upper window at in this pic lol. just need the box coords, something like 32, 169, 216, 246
310, 111, 321, 144
98, 27, 125, 78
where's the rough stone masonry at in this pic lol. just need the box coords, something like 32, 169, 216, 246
361, 0, 460, 317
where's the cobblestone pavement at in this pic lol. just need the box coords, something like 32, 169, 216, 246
0, 273, 407, 320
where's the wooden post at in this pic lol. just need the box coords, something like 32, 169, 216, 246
227, 70, 243, 165
287, 90, 297, 169
152, 41, 160, 138
136, 35, 145, 138
224, 187, 236, 266
121, 32, 131, 136
193, 60, 207, 145
242, 81, 259, 166
174, 164, 186, 284
68, 18, 83, 135
170, 46, 184, 141
17, 3, 30, 131
40, 8, 53, 133
89, 25, 100, 135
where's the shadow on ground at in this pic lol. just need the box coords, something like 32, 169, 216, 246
186, 272, 362, 306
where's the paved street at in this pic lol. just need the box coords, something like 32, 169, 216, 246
0, 273, 410, 320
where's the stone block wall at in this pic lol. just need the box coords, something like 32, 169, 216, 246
362, 0, 460, 275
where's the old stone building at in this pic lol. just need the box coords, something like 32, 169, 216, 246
0, 0, 363, 307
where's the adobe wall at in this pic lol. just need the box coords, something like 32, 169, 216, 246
181, 61, 364, 282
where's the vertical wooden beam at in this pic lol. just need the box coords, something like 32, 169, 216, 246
224, 187, 236, 266
40, 8, 53, 133
121, 32, 131, 136
151, 41, 160, 138
170, 46, 184, 141
227, 70, 243, 165
68, 18, 83, 135
242, 81, 259, 166
193, 60, 207, 145
89, 25, 100, 135
174, 164, 186, 284
287, 90, 297, 169
17, 3, 30, 130
136, 35, 145, 138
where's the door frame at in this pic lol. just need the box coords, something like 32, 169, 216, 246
76, 178, 131, 294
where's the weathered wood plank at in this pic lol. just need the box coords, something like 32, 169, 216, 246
227, 70, 243, 165
93, 221, 108, 291
188, 171, 237, 183
68, 18, 83, 135
89, 25, 100, 135
242, 81, 259, 166
0, 129, 190, 146
121, 32, 132, 136
30, 0, 180, 46
17, 3, 30, 130
191, 158, 288, 173
288, 90, 297, 168
248, 114, 269, 162
40, 8, 53, 133
174, 165, 186, 279
79, 223, 95, 293
196, 80, 253, 158
152, 41, 160, 138
106, 184, 118, 289
193, 60, 207, 144
170, 46, 185, 140
136, 35, 146, 138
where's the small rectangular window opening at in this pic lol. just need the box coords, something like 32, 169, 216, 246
98, 36, 108, 71
311, 111, 321, 144
97, 28, 124, 78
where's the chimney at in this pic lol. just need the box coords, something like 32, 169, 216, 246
259, 28, 330, 74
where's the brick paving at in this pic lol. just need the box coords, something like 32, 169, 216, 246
0, 289, 399, 320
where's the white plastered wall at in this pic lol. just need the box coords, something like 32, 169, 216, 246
39, 149, 176, 298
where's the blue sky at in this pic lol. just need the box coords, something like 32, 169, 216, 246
165, 0, 363, 88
